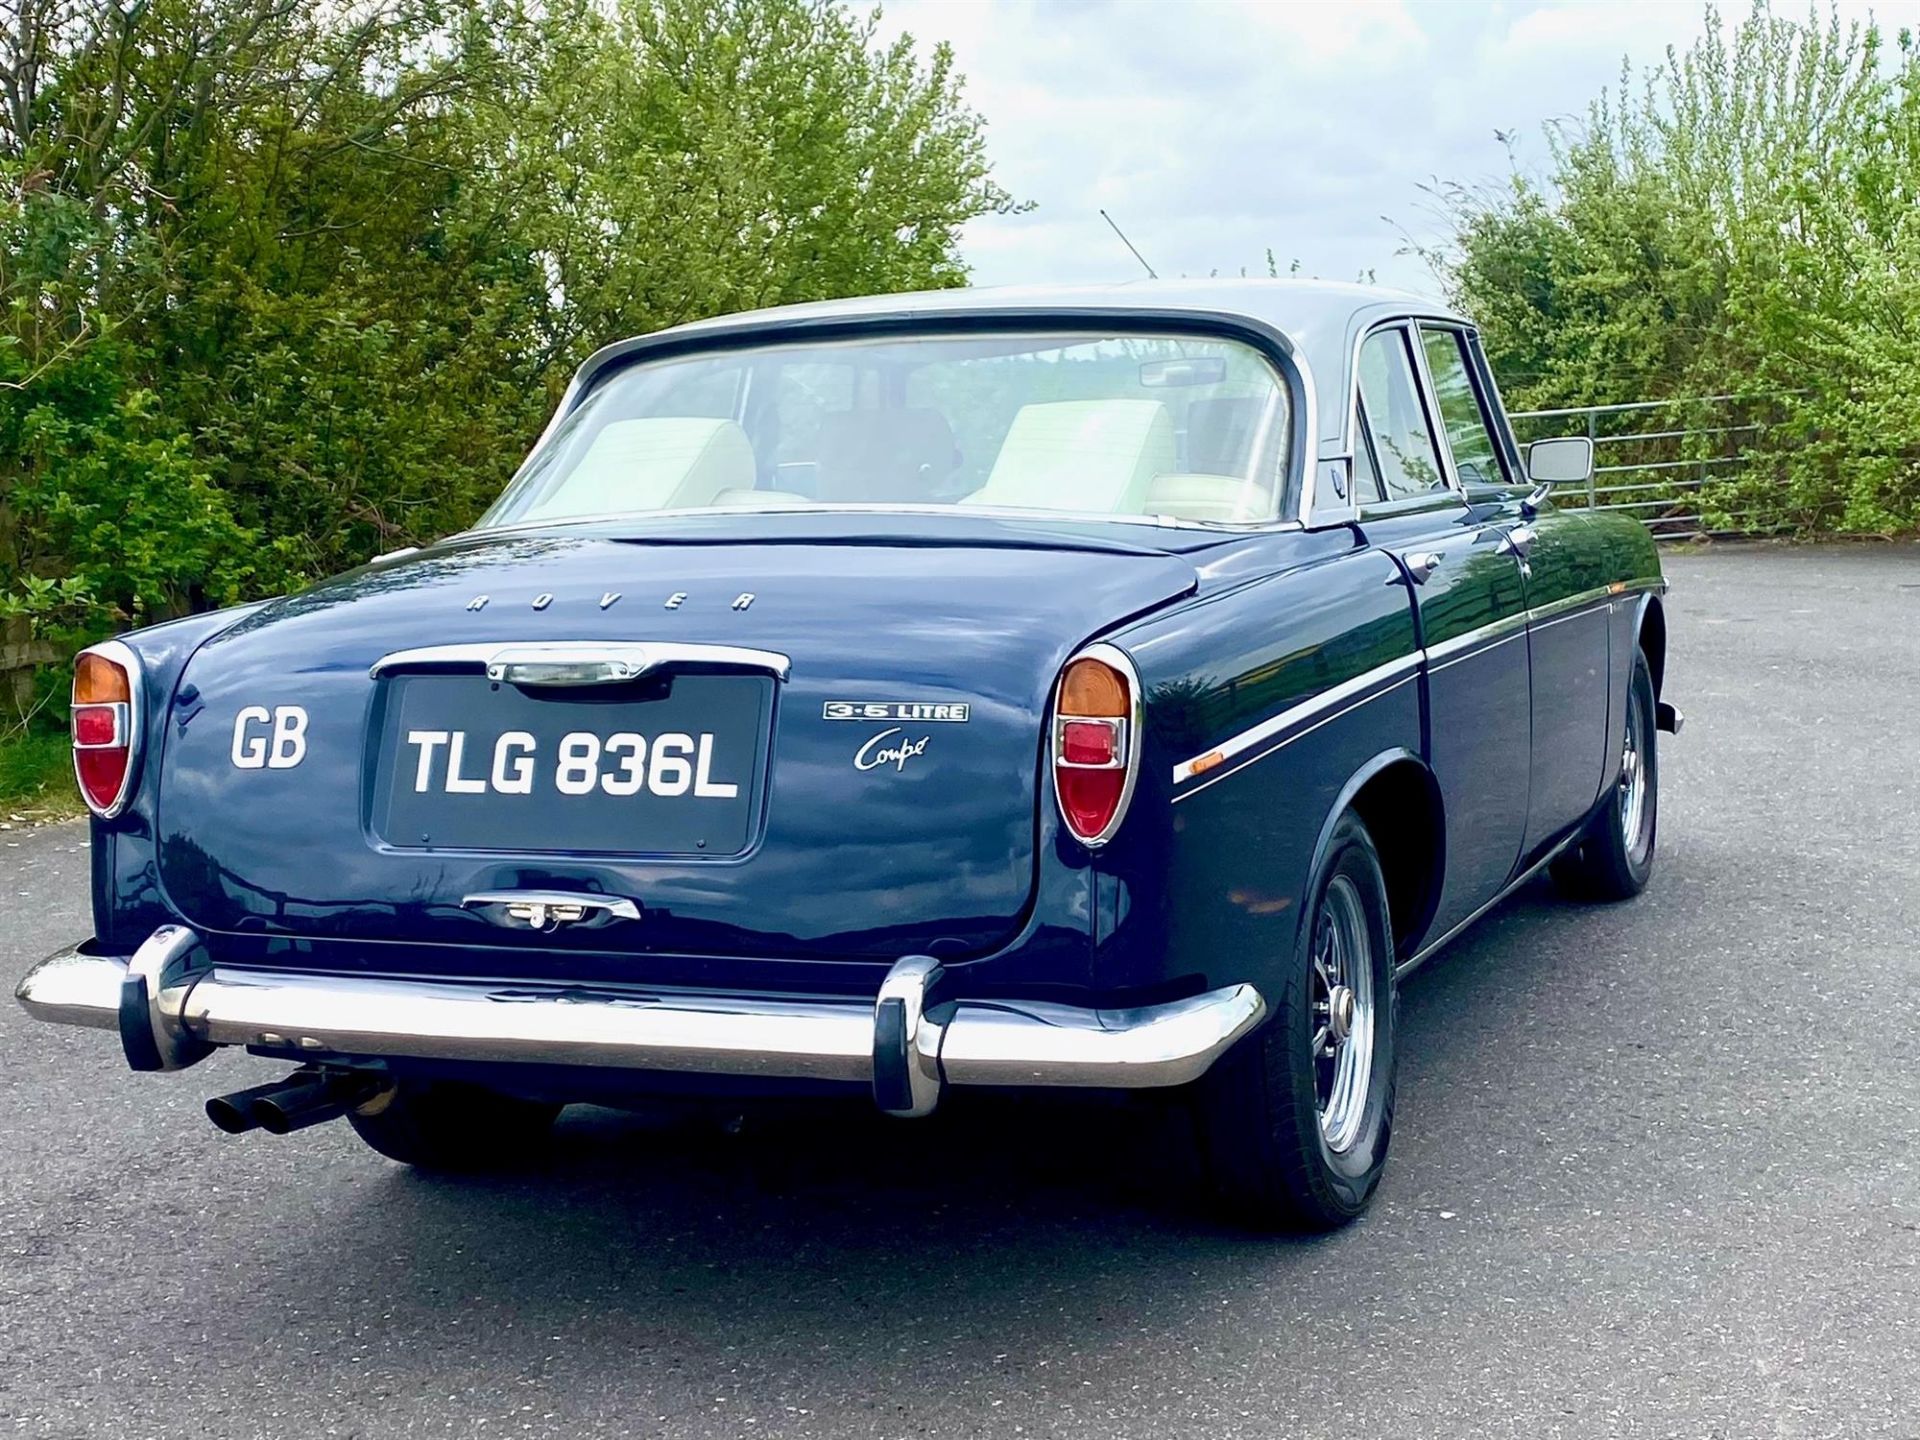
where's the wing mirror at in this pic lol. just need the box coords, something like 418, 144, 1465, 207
1521, 436, 1593, 516
1525, 436, 1593, 485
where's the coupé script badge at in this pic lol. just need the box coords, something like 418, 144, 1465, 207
855, 727, 930, 774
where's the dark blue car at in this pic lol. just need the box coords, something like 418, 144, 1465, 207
19, 280, 1677, 1229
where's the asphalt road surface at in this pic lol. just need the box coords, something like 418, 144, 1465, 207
3, 544, 1917, 1439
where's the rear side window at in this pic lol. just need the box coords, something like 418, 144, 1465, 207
1419, 327, 1508, 488
1356, 329, 1445, 501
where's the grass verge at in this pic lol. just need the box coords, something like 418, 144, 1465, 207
0, 732, 79, 818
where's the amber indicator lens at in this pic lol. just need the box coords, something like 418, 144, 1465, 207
1058, 658, 1127, 717
74, 652, 130, 706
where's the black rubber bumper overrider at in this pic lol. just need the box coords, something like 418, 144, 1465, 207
872, 997, 913, 1113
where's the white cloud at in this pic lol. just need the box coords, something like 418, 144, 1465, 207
877, 0, 1920, 296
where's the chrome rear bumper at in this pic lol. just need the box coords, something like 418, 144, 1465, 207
17, 930, 1265, 1117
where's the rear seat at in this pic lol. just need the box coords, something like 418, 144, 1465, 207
1142, 473, 1271, 523
964, 399, 1174, 515
522, 417, 755, 518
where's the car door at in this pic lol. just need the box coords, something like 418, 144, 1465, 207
1351, 322, 1532, 942
1426, 327, 1617, 859
1516, 504, 1615, 857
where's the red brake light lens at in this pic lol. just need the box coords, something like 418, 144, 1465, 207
72, 705, 121, 747
1053, 653, 1137, 846
1061, 718, 1118, 766
71, 646, 138, 817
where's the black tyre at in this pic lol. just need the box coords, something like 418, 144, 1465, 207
1551, 647, 1658, 902
1196, 813, 1398, 1231
347, 1080, 561, 1171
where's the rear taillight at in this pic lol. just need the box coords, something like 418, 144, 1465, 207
72, 642, 141, 818
1052, 644, 1140, 847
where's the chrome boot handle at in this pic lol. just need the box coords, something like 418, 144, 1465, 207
461, 891, 641, 932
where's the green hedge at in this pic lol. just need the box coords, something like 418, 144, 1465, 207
1426, 2, 1920, 537
0, 0, 1016, 738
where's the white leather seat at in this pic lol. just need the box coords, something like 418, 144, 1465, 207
964, 400, 1175, 515
1144, 473, 1273, 523
524, 417, 755, 518
711, 487, 810, 508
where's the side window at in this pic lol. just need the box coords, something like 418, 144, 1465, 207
1356, 329, 1445, 500
1351, 399, 1386, 505
1419, 327, 1508, 488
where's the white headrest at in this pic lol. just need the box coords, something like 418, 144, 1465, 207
527, 417, 755, 518
965, 400, 1175, 514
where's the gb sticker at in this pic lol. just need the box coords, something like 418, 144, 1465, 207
231, 706, 309, 770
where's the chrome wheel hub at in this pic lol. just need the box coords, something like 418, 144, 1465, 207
1618, 694, 1650, 860
1310, 875, 1376, 1154
1327, 985, 1356, 1042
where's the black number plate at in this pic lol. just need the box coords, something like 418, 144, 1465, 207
371, 673, 770, 855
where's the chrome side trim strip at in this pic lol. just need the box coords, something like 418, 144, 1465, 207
1398, 827, 1584, 977
1525, 584, 1617, 625
1424, 611, 1532, 668
1171, 652, 1423, 790
1166, 574, 1662, 795
371, 640, 792, 682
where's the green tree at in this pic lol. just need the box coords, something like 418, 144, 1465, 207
0, 0, 1016, 731
1425, 2, 1920, 534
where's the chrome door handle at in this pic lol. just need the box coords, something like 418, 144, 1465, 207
1499, 525, 1538, 558
1403, 551, 1444, 585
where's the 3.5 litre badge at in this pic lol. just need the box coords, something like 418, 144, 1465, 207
822, 701, 970, 723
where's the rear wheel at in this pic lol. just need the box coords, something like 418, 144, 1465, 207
1196, 813, 1398, 1231
1551, 648, 1658, 901
347, 1080, 561, 1171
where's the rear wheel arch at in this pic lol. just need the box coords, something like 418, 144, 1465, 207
1637, 594, 1667, 697
1309, 751, 1444, 962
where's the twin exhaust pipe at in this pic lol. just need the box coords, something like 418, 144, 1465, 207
205, 1067, 384, 1136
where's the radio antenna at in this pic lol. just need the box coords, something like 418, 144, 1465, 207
1100, 209, 1158, 279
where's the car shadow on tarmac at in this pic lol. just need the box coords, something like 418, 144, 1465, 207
299, 878, 1597, 1358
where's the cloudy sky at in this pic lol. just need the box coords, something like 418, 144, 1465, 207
876, 0, 1920, 297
